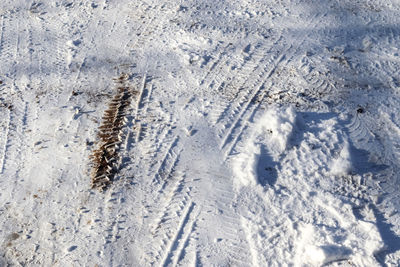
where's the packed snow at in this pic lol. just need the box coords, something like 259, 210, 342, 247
0, 0, 400, 266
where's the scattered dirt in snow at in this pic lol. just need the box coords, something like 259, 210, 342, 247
90, 74, 137, 190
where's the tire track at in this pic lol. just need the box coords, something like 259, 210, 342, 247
129, 2, 176, 50
152, 136, 182, 185
380, 112, 400, 166
207, 187, 253, 266
0, 14, 4, 58
142, 123, 175, 161
220, 49, 286, 149
146, 189, 193, 265
103, 188, 128, 246
120, 76, 148, 165
3, 100, 28, 192
0, 106, 11, 174
199, 43, 237, 90
140, 127, 189, 266
217, 12, 326, 158
241, 217, 260, 267
207, 41, 277, 125
347, 107, 400, 173
133, 77, 154, 143
151, 174, 187, 234
173, 217, 198, 267
144, 115, 253, 266
104, 5, 134, 58
143, 159, 194, 266
182, 2, 266, 39
0, 13, 19, 71
134, 74, 147, 118
1, 10, 28, 176
62, 2, 103, 89
189, 166, 253, 266
28, 13, 52, 76
117, 75, 149, 154
132, 74, 150, 143
96, 179, 139, 267
91, 74, 138, 190
347, 112, 376, 148
135, 81, 153, 143
210, 40, 280, 127
218, 52, 284, 150
29, 7, 68, 79
135, 79, 178, 164
297, 57, 336, 106
160, 201, 199, 267
218, 49, 288, 154
141, 77, 154, 115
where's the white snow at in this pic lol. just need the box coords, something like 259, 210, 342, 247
0, 0, 400, 266
233, 107, 384, 266
233, 106, 296, 187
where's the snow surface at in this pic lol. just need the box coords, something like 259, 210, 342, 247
0, 0, 400, 266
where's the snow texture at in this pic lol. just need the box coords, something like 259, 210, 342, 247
0, 0, 399, 266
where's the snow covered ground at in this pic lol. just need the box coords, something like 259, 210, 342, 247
0, 0, 400, 266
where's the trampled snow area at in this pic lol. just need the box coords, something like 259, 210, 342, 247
0, 0, 400, 266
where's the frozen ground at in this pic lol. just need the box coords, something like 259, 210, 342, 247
0, 0, 400, 266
